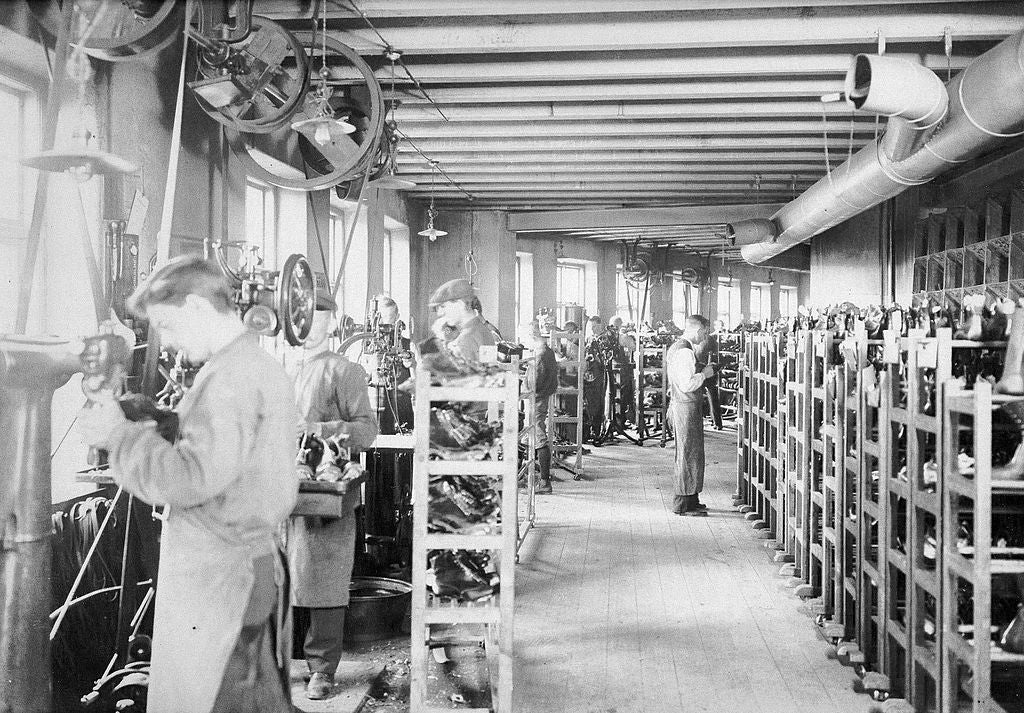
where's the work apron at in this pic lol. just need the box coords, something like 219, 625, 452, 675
147, 521, 283, 713
288, 491, 360, 607
670, 390, 705, 504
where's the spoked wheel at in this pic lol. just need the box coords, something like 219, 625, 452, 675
226, 34, 384, 191
190, 15, 310, 134
28, 0, 185, 62
278, 254, 316, 346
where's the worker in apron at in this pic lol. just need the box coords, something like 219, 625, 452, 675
288, 292, 379, 700
666, 315, 717, 516
77, 256, 298, 713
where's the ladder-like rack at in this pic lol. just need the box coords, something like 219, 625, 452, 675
548, 329, 585, 479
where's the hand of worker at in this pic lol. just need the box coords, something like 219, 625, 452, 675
76, 393, 130, 448
701, 364, 716, 378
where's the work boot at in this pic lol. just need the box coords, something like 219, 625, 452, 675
537, 445, 553, 493
306, 672, 334, 700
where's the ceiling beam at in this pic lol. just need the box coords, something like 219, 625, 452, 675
508, 203, 784, 231
394, 162, 834, 174
396, 172, 820, 183
257, 0, 992, 20
392, 100, 909, 122
396, 119, 879, 138
319, 51, 973, 85
399, 136, 872, 151
305, 8, 1023, 54
393, 79, 846, 104
395, 150, 846, 164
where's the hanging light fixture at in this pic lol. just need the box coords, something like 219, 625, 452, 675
22, 5, 137, 181
767, 269, 775, 286
372, 48, 416, 190
417, 160, 447, 241
290, 1, 356, 146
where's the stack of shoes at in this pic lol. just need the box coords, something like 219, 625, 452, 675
428, 475, 501, 534
427, 550, 499, 602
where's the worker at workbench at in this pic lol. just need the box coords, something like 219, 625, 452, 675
76, 256, 297, 713
429, 278, 496, 362
288, 291, 378, 700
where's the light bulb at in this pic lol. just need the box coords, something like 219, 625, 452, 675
429, 232, 438, 242
314, 121, 332, 146
68, 161, 95, 183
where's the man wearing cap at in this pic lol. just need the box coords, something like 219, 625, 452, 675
287, 291, 378, 700
428, 278, 496, 363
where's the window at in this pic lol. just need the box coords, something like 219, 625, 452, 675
750, 282, 771, 326
245, 180, 276, 267
780, 286, 798, 318
673, 277, 700, 326
330, 208, 369, 322
515, 251, 534, 339
0, 77, 40, 333
556, 260, 585, 313
717, 279, 739, 330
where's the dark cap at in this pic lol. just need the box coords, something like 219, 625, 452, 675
315, 291, 338, 311
428, 278, 474, 307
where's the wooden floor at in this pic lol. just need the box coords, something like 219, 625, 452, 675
512, 428, 872, 713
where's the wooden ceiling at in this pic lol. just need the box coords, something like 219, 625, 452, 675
254, 0, 1024, 258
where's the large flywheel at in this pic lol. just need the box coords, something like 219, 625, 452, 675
224, 35, 385, 192
277, 254, 316, 346
27, 0, 185, 62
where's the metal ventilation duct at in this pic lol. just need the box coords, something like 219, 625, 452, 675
741, 29, 1024, 264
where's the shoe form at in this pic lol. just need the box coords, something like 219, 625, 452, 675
996, 303, 1024, 395
306, 672, 333, 700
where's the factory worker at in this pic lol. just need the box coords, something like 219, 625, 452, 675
666, 314, 716, 516
527, 320, 558, 494
288, 291, 378, 700
76, 256, 297, 713
429, 278, 495, 362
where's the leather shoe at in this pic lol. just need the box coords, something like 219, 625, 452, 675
306, 672, 333, 700
536, 480, 553, 494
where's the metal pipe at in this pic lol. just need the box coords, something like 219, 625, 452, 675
0, 336, 81, 713
742, 29, 1024, 264
725, 218, 778, 247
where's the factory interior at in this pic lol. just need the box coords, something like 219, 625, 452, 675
3, 1, 1024, 712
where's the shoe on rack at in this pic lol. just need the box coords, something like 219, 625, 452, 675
306, 672, 334, 700
536, 480, 553, 494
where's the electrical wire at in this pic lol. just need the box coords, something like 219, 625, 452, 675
393, 126, 474, 200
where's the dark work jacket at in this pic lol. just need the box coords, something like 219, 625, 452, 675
535, 344, 559, 401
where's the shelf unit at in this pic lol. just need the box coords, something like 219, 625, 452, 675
739, 333, 784, 541
807, 330, 838, 604
548, 329, 585, 478
737, 334, 754, 511
942, 382, 1024, 713
411, 369, 519, 713
718, 332, 742, 424
634, 337, 669, 446
517, 366, 537, 557
785, 331, 813, 589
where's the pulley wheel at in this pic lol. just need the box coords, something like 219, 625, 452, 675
28, 0, 184, 61
226, 35, 384, 191
277, 254, 316, 346
191, 15, 309, 135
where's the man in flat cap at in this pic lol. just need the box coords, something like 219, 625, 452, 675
428, 278, 496, 362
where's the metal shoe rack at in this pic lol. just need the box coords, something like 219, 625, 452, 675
942, 380, 1024, 713
517, 368, 537, 557
547, 329, 585, 479
738, 326, 1024, 712
737, 333, 784, 542
634, 337, 670, 446
410, 368, 519, 713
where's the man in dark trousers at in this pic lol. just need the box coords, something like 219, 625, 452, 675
529, 321, 559, 494
691, 325, 724, 430
289, 292, 378, 700
666, 315, 716, 515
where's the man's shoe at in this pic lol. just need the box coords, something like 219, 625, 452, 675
693, 498, 708, 510
306, 672, 334, 700
678, 508, 709, 517
536, 480, 553, 494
